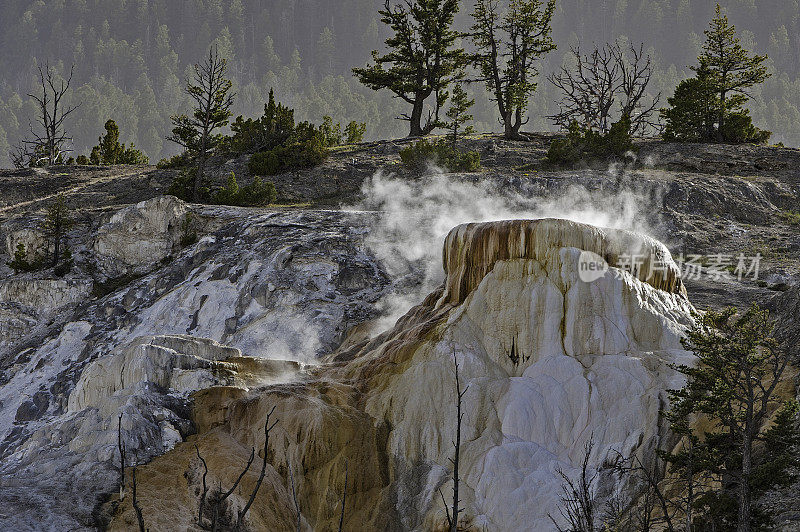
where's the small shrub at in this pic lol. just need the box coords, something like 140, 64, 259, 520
6, 243, 42, 273
547, 116, 635, 166
399, 138, 481, 173
76, 155, 90, 165
320, 116, 342, 147
157, 152, 190, 169
66, 157, 75, 165
168, 167, 211, 202
212, 173, 276, 207
180, 213, 199, 247
345, 121, 366, 143
248, 122, 328, 176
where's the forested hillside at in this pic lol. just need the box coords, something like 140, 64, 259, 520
1, 0, 798, 166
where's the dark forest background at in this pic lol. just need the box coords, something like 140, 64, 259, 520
1, 0, 798, 166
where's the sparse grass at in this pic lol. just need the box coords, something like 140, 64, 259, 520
777, 210, 800, 225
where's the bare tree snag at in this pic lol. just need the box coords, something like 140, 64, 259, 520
15, 63, 80, 167
195, 444, 209, 527
236, 406, 278, 530
439, 350, 468, 532
118, 414, 126, 500
338, 459, 348, 532
548, 43, 660, 135
550, 439, 597, 532
132, 465, 146, 532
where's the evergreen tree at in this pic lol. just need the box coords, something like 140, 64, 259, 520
445, 82, 474, 147
699, 4, 770, 140
662, 65, 718, 142
470, 0, 557, 139
89, 119, 148, 164
42, 194, 74, 268
666, 305, 798, 532
167, 46, 235, 201
353, 0, 467, 137
662, 4, 772, 143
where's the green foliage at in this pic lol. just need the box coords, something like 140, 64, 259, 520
662, 5, 772, 144
345, 121, 366, 144
399, 138, 481, 173
212, 172, 276, 206
156, 152, 190, 169
445, 82, 475, 147
320, 115, 342, 147
168, 167, 211, 202
87, 119, 149, 164
226, 89, 295, 153
470, 0, 557, 138
42, 194, 75, 268
180, 213, 199, 247
248, 119, 328, 176
664, 305, 798, 531
6, 243, 42, 273
353, 0, 467, 136
75, 155, 90, 165
547, 116, 634, 165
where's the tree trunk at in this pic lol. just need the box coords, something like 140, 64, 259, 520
408, 96, 426, 137
737, 432, 752, 532
503, 109, 526, 140
193, 131, 208, 202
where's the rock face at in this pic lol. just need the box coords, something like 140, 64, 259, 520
0, 199, 393, 531
109, 219, 695, 532
92, 195, 186, 278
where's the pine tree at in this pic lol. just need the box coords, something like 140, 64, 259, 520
663, 4, 771, 143
699, 4, 770, 140
470, 0, 556, 139
89, 119, 148, 165
666, 305, 797, 532
353, 0, 467, 137
42, 194, 74, 268
445, 83, 474, 147
167, 46, 235, 201
662, 65, 718, 142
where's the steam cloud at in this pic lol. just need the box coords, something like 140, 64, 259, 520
352, 165, 659, 330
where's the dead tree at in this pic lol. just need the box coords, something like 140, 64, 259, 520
118, 414, 126, 500
195, 444, 209, 527
16, 63, 80, 167
338, 459, 348, 532
235, 406, 278, 530
548, 43, 660, 135
607, 449, 676, 532
132, 465, 146, 532
438, 350, 468, 532
289, 463, 301, 532
193, 406, 278, 531
550, 439, 598, 532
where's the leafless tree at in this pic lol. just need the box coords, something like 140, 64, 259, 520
607, 449, 676, 532
548, 43, 660, 135
118, 414, 126, 500
550, 439, 598, 532
192, 406, 278, 531
289, 463, 301, 532
235, 406, 278, 530
14, 63, 80, 168
132, 465, 146, 532
338, 459, 348, 532
438, 350, 468, 532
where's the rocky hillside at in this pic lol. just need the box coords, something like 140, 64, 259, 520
0, 137, 799, 530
